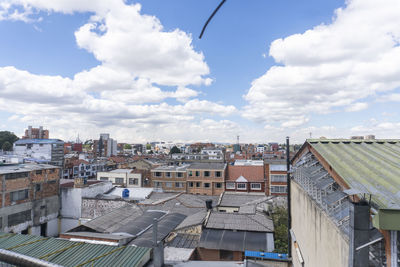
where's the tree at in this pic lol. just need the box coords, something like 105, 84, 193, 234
1, 141, 12, 151
146, 144, 152, 150
0, 131, 18, 151
271, 206, 288, 253
170, 146, 181, 154
124, 144, 132, 149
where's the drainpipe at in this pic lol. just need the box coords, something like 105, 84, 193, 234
286, 136, 292, 259
0, 249, 63, 267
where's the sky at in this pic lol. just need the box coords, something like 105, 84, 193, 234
0, 0, 400, 144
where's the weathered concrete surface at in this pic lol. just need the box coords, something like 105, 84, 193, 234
291, 181, 349, 267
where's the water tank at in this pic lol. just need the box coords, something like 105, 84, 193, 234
122, 189, 130, 198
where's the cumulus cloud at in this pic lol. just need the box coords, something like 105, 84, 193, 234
0, 0, 238, 141
244, 0, 400, 128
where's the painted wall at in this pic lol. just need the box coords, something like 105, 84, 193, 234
291, 181, 349, 267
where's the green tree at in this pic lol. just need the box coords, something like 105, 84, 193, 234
0, 131, 19, 150
146, 144, 152, 150
1, 141, 12, 151
271, 206, 288, 253
124, 144, 132, 149
170, 146, 181, 154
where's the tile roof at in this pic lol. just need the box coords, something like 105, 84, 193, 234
0, 163, 59, 174
307, 139, 400, 209
205, 212, 274, 232
175, 210, 207, 230
166, 233, 200, 249
226, 164, 264, 182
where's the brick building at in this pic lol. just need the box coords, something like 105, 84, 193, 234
22, 126, 49, 139
186, 163, 226, 196
225, 160, 266, 193
0, 163, 60, 236
269, 164, 287, 195
151, 165, 189, 192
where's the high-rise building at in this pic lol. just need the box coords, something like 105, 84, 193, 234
93, 134, 117, 157
22, 126, 49, 139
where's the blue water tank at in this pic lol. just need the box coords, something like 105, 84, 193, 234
122, 189, 130, 198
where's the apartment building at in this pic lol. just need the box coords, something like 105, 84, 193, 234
150, 165, 189, 192
96, 169, 141, 188
22, 126, 49, 139
225, 160, 266, 193
0, 163, 60, 236
269, 164, 287, 195
186, 162, 226, 196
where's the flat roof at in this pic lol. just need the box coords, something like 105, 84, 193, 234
14, 139, 64, 144
187, 162, 226, 170
0, 163, 59, 174
152, 165, 190, 172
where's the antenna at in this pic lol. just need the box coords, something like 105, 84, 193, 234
199, 0, 227, 39
237, 135, 240, 145
309, 132, 312, 138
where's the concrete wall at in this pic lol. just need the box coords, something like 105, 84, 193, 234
60, 182, 112, 219
81, 198, 128, 219
291, 181, 349, 267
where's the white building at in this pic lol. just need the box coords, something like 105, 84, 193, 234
201, 148, 223, 160
96, 169, 142, 188
13, 139, 64, 166
256, 145, 266, 153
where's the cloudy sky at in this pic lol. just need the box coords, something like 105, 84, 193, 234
0, 0, 400, 144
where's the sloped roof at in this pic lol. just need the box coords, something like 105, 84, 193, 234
0, 232, 150, 267
307, 139, 400, 210
219, 192, 266, 207
236, 175, 248, 182
206, 212, 274, 232
227, 164, 264, 182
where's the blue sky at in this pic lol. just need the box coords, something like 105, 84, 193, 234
0, 0, 400, 143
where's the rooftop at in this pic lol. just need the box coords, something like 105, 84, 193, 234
0, 163, 59, 174
234, 160, 264, 166
306, 139, 400, 210
152, 165, 190, 172
219, 192, 267, 207
187, 162, 226, 170
0, 232, 150, 267
269, 164, 287, 171
14, 138, 64, 144
205, 212, 274, 232
109, 169, 132, 173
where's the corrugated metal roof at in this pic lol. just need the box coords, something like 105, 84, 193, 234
308, 139, 400, 209
14, 139, 64, 144
0, 232, 150, 267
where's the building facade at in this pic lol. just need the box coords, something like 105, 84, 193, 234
225, 160, 266, 193
0, 163, 60, 236
22, 126, 49, 139
186, 163, 226, 196
96, 169, 141, 188
151, 165, 188, 192
13, 139, 64, 167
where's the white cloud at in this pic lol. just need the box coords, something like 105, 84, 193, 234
0, 0, 240, 142
244, 0, 400, 128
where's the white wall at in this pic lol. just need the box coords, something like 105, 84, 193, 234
14, 143, 52, 160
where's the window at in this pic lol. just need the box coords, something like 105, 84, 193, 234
49, 169, 55, 173
271, 186, 287, 193
195, 171, 200, 177
166, 172, 171, 177
177, 172, 183, 178
215, 171, 221, 177
220, 250, 233, 260
226, 182, 235, 189
204, 183, 210, 188
5, 172, 28, 180
204, 171, 210, 177
251, 183, 261, 190
35, 184, 42, 192
189, 171, 193, 177
155, 172, 162, 177
115, 178, 124, 184
175, 182, 183, 188
165, 182, 172, 188
10, 189, 29, 202
188, 182, 194, 187
35, 170, 42, 175
237, 183, 247, 190
8, 210, 31, 227
129, 178, 138, 185
271, 175, 286, 182
216, 182, 222, 188
196, 182, 201, 187
155, 182, 162, 187
100, 177, 108, 181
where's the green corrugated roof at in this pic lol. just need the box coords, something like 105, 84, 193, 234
307, 139, 400, 210
0, 233, 151, 267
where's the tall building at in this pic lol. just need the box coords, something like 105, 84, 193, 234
13, 139, 64, 167
0, 163, 60, 236
93, 133, 117, 157
22, 126, 49, 139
